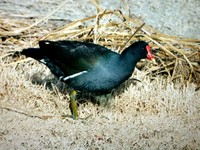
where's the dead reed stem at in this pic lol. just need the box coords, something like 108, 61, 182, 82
1, 10, 200, 85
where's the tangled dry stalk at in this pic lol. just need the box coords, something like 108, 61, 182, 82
1, 9, 199, 87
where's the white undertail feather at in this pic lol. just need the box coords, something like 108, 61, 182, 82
39, 59, 47, 64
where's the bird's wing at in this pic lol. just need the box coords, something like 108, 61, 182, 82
39, 40, 116, 76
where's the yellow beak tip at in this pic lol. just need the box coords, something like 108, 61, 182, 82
151, 58, 156, 64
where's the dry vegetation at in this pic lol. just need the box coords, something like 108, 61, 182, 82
0, 1, 200, 149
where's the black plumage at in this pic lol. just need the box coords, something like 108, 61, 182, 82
20, 40, 154, 93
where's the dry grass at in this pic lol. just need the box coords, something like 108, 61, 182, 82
1, 9, 200, 85
0, 63, 199, 149
0, 2, 200, 149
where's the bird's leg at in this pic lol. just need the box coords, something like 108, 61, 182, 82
69, 90, 79, 119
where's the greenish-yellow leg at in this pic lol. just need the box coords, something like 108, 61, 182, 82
69, 90, 78, 119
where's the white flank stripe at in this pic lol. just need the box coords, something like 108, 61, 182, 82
63, 71, 88, 81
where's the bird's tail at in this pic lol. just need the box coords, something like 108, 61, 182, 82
14, 48, 43, 60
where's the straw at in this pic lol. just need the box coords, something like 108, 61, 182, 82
1, 10, 200, 85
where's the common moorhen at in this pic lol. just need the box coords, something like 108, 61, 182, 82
18, 40, 154, 118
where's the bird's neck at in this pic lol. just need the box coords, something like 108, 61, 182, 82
120, 48, 141, 67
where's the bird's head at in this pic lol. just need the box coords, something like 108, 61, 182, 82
146, 45, 155, 63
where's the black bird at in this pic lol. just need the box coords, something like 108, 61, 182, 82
18, 40, 154, 118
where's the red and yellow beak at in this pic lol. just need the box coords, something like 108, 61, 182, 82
146, 45, 156, 64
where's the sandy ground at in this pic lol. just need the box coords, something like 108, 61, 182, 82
0, 0, 200, 149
